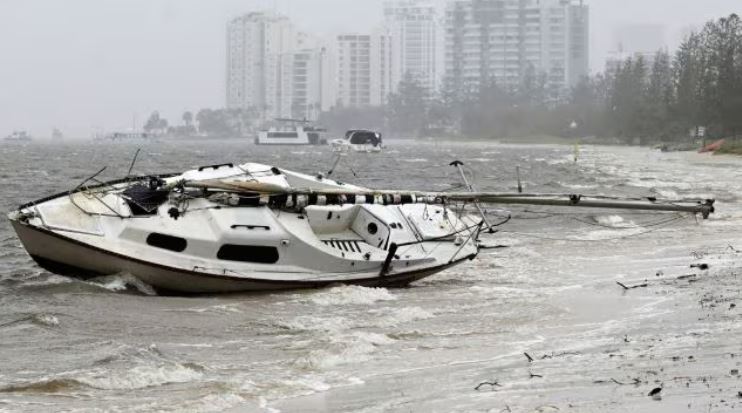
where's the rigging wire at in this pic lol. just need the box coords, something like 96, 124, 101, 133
499, 215, 689, 242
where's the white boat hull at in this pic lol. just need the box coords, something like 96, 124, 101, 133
12, 220, 471, 294
8, 163, 480, 294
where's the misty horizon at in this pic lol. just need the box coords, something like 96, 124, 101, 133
0, 0, 739, 138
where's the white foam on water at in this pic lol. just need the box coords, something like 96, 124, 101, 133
171, 393, 247, 413
468, 285, 527, 298
628, 178, 692, 190
75, 363, 203, 390
88, 273, 157, 296
369, 306, 434, 327
91, 391, 247, 413
296, 332, 396, 370
276, 315, 351, 332
656, 189, 680, 199
400, 158, 428, 163
278, 375, 332, 393
31, 314, 59, 327
558, 182, 599, 190
304, 285, 397, 306
595, 215, 634, 228
182, 304, 244, 314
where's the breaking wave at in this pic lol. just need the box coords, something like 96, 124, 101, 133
0, 378, 87, 394
277, 306, 434, 333
0, 362, 203, 393
0, 313, 60, 329
303, 285, 397, 306
295, 332, 396, 370
0, 344, 205, 394
87, 273, 157, 296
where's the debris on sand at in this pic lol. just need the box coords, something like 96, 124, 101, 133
529, 371, 543, 379
475, 380, 502, 391
616, 281, 648, 290
648, 387, 663, 400
691, 263, 710, 270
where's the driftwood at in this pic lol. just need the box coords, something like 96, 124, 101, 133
616, 281, 648, 290
594, 377, 642, 386
475, 380, 502, 390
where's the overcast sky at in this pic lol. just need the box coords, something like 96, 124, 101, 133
0, 0, 739, 138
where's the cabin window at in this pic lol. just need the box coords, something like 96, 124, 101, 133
217, 245, 279, 264
367, 222, 378, 235
146, 233, 187, 252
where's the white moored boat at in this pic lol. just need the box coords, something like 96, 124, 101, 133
255, 119, 328, 146
331, 130, 383, 153
4, 131, 33, 142
7, 162, 481, 293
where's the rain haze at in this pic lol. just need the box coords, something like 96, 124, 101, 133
0, 0, 739, 137
3, 1, 742, 412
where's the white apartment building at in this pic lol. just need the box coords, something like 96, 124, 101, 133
226, 12, 333, 121
335, 32, 393, 107
384, 0, 440, 93
445, 0, 589, 94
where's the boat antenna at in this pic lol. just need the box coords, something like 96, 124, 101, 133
127, 148, 142, 177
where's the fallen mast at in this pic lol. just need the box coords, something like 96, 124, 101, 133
186, 181, 715, 219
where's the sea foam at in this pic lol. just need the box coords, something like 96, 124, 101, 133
305, 285, 397, 306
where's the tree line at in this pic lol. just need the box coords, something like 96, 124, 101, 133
146, 14, 740, 143
321, 14, 742, 143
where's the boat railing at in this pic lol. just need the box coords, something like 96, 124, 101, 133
380, 220, 484, 276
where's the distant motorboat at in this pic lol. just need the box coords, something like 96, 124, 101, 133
4, 131, 33, 142
51, 128, 64, 140
331, 130, 383, 153
255, 118, 328, 146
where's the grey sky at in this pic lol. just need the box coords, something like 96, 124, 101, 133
0, 0, 739, 138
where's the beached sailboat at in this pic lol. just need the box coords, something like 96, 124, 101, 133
7, 161, 715, 294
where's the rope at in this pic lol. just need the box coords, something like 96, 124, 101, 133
499, 215, 689, 242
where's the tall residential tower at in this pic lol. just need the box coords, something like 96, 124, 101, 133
334, 31, 393, 107
384, 0, 441, 93
445, 0, 589, 95
226, 12, 333, 121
